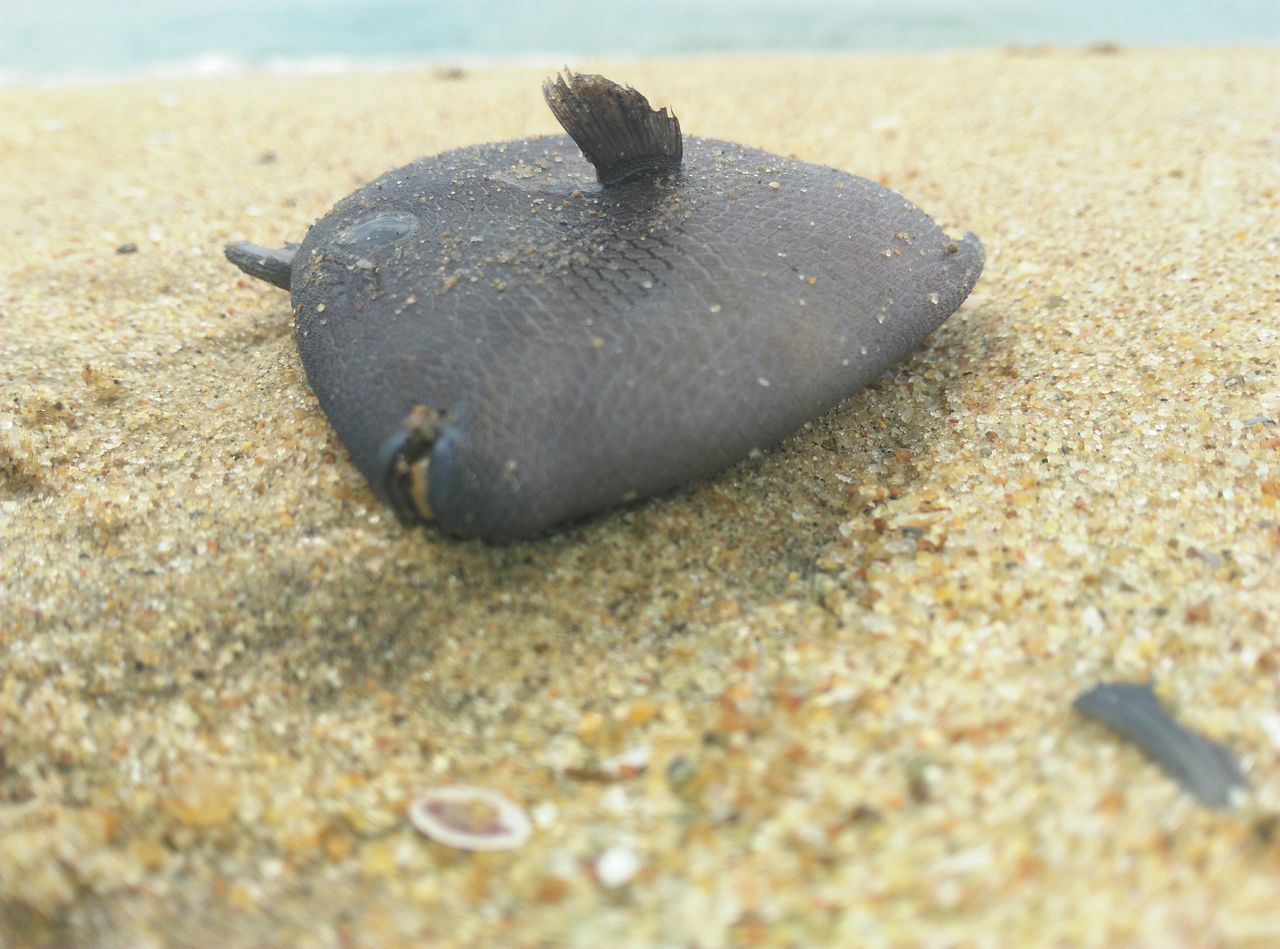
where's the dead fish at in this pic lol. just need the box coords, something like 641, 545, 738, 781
225, 72, 984, 541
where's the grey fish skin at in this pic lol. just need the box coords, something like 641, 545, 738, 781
1074, 681, 1249, 809
232, 76, 984, 541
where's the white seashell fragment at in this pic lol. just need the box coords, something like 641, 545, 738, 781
407, 785, 533, 851
595, 845, 640, 888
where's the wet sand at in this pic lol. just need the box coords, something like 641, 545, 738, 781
2, 49, 1279, 944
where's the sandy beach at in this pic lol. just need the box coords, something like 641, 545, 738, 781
2, 48, 1279, 944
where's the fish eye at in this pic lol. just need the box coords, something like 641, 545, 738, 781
334, 211, 420, 250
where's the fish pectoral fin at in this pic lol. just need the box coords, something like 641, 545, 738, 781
542, 71, 683, 187
224, 240, 297, 291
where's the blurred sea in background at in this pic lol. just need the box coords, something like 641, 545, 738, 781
3, 0, 1277, 85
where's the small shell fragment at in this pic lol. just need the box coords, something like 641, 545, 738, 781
407, 785, 533, 851
595, 844, 641, 888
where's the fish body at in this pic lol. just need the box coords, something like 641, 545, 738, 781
227, 74, 984, 540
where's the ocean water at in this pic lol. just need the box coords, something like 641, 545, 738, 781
2, 0, 1276, 85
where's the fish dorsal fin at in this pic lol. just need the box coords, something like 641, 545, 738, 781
542, 71, 683, 187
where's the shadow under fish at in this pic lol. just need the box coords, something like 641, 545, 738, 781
226, 72, 984, 541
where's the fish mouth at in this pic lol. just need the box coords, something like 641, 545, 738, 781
378, 405, 440, 525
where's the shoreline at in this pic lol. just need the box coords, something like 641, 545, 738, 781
4, 41, 1276, 90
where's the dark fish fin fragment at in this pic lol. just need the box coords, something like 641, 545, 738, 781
224, 240, 297, 291
1073, 681, 1249, 809
542, 71, 682, 186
